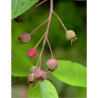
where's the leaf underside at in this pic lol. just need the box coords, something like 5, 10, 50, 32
11, 0, 39, 19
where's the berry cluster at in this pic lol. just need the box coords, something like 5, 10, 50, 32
28, 69, 46, 86
17, 0, 77, 87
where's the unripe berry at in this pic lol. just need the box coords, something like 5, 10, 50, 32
28, 73, 36, 87
18, 33, 31, 44
66, 30, 75, 39
35, 70, 46, 82
65, 30, 77, 44
27, 48, 36, 58
46, 59, 58, 72
30, 66, 40, 73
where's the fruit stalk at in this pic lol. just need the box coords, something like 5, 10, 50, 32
34, 32, 46, 49
30, 19, 48, 36
47, 38, 54, 59
53, 11, 67, 32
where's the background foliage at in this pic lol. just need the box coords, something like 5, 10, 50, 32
11, 0, 86, 97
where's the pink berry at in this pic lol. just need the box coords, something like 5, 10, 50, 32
35, 70, 46, 82
28, 73, 36, 87
27, 49, 36, 58
28, 73, 35, 80
46, 59, 58, 72
46, 59, 58, 68
18, 33, 31, 44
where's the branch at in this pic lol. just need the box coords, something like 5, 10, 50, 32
39, 0, 53, 69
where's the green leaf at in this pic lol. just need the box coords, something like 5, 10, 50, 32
11, 0, 39, 19
12, 59, 33, 76
52, 60, 87, 87
28, 80, 59, 98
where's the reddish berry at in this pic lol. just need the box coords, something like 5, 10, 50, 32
18, 33, 31, 44
35, 70, 46, 82
46, 59, 58, 72
30, 66, 40, 73
27, 49, 36, 58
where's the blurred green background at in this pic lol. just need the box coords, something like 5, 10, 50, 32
11, 0, 86, 98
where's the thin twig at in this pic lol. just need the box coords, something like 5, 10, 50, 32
34, 32, 46, 49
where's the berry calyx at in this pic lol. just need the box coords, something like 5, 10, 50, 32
27, 48, 36, 58
46, 59, 58, 72
28, 73, 36, 87
14, 14, 25, 24
65, 30, 78, 44
35, 70, 46, 82
18, 33, 31, 44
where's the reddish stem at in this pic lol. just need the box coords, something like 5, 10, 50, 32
53, 11, 67, 32
39, 0, 53, 69
47, 38, 54, 59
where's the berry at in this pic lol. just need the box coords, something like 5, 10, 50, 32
46, 59, 58, 72
27, 49, 36, 58
35, 70, 46, 82
28, 73, 36, 87
28, 73, 35, 80
30, 66, 40, 73
66, 30, 75, 39
65, 30, 77, 44
18, 33, 31, 44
